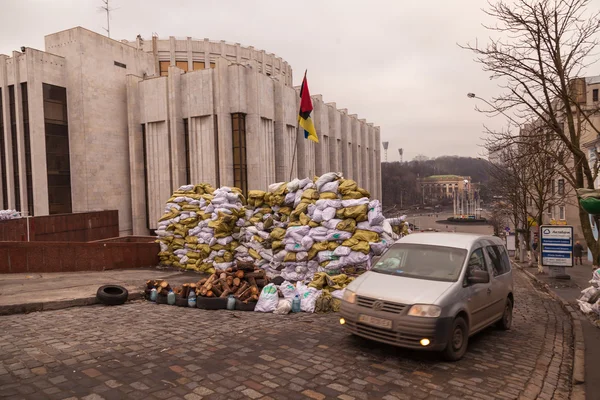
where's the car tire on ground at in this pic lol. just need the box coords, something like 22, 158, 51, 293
442, 316, 468, 361
497, 298, 513, 330
96, 285, 128, 306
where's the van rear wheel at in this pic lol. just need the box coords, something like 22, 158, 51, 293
442, 316, 468, 361
497, 298, 513, 330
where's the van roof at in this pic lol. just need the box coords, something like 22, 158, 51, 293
397, 232, 502, 249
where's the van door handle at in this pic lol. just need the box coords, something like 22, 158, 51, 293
487, 288, 492, 295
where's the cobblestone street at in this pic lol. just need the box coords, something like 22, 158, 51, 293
0, 270, 573, 400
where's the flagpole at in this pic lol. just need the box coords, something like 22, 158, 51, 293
289, 70, 307, 182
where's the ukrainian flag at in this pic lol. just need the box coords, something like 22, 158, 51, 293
298, 71, 318, 143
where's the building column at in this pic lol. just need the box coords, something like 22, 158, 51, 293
126, 75, 148, 235
213, 58, 233, 187
12, 51, 27, 214
167, 66, 186, 187
25, 51, 49, 216
0, 55, 14, 209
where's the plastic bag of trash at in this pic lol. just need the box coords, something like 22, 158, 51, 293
578, 299, 594, 314
580, 286, 600, 302
255, 284, 279, 313
273, 299, 292, 315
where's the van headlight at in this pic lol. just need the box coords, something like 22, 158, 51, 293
408, 305, 441, 318
343, 289, 357, 304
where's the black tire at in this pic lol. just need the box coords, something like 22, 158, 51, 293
442, 317, 468, 361
497, 298, 513, 330
157, 294, 168, 304
175, 296, 188, 307
96, 285, 128, 306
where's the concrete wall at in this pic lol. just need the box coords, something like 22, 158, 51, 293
45, 27, 155, 235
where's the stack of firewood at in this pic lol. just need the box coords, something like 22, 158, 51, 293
193, 262, 269, 303
146, 279, 172, 296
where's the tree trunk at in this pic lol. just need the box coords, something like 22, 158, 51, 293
580, 207, 600, 266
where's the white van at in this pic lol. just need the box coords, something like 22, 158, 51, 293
340, 233, 514, 361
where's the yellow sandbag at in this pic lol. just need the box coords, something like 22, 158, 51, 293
308, 241, 329, 260
309, 221, 320, 228
338, 179, 358, 194
273, 184, 287, 196
158, 251, 170, 257
249, 248, 261, 260
279, 207, 292, 215
336, 208, 346, 219
358, 187, 370, 198
187, 252, 200, 259
159, 211, 176, 222
284, 252, 297, 262
248, 190, 266, 201
292, 202, 309, 217
264, 217, 274, 230
215, 256, 225, 263
180, 217, 196, 225
253, 235, 265, 243
302, 189, 319, 200
351, 241, 371, 254
174, 228, 187, 237
211, 244, 225, 251
344, 204, 368, 222
300, 213, 310, 225
172, 238, 185, 248
336, 219, 356, 232
197, 244, 211, 256
181, 205, 200, 211
272, 240, 284, 251
270, 227, 286, 241
328, 242, 339, 251
342, 191, 364, 200
342, 238, 359, 247
352, 229, 380, 243
223, 251, 233, 262
319, 192, 338, 200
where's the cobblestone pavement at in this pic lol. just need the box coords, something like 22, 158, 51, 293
0, 270, 573, 400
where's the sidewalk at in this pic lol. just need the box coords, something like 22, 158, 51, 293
0, 267, 203, 315
518, 260, 600, 400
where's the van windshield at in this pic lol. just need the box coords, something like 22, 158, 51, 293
372, 244, 467, 282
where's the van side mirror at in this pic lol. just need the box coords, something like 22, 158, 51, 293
467, 269, 490, 284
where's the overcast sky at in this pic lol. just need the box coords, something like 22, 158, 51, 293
3, 0, 598, 162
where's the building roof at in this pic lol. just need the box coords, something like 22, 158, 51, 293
422, 175, 466, 181
397, 232, 500, 249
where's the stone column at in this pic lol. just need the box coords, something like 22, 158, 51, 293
167, 66, 186, 187
12, 51, 27, 214
0, 55, 14, 208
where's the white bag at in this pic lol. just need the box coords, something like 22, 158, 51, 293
255, 284, 279, 313
296, 282, 322, 313
368, 200, 385, 226
315, 172, 340, 191
273, 299, 292, 315
320, 181, 340, 194
279, 281, 298, 299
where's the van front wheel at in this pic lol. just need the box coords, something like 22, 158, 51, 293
442, 317, 468, 361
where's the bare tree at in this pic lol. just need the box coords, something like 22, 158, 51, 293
463, 0, 600, 263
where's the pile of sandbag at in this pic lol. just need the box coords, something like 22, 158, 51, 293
156, 184, 246, 274
577, 268, 600, 319
0, 209, 21, 220
264, 173, 395, 281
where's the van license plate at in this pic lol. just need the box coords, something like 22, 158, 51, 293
358, 314, 392, 329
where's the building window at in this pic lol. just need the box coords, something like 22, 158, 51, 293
8, 86, 20, 212
594, 89, 599, 102
547, 204, 552, 216
183, 118, 191, 184
141, 124, 150, 230
231, 113, 247, 195
175, 60, 188, 72
210, 62, 216, 69
551, 179, 555, 195
558, 179, 565, 195
159, 61, 170, 77
43, 84, 72, 215
193, 61, 205, 71
21, 83, 33, 216
559, 206, 566, 220
0, 88, 6, 209
113, 61, 126, 69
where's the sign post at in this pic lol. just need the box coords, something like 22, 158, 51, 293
540, 225, 573, 278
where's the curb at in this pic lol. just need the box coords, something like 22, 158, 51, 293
513, 262, 586, 398
0, 291, 144, 316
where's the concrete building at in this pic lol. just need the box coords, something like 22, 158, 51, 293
418, 175, 471, 202
0, 27, 382, 235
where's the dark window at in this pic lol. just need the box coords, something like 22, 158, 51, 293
0, 88, 6, 209
141, 124, 150, 230
558, 179, 565, 195
498, 246, 511, 274
175, 61, 188, 72
159, 61, 170, 77
43, 84, 72, 215
114, 61, 126, 69
467, 248, 487, 272
486, 246, 502, 276
8, 86, 19, 211
594, 89, 599, 102
551, 179, 555, 195
21, 83, 33, 216
183, 118, 191, 184
214, 116, 220, 187
231, 113, 247, 195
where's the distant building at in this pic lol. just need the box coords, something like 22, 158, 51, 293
418, 175, 471, 203
0, 27, 382, 235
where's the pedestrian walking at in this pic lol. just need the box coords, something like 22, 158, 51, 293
574, 241, 584, 265
532, 239, 539, 263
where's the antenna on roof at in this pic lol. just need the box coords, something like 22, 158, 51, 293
99, 0, 118, 38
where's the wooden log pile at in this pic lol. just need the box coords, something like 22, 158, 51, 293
148, 262, 270, 304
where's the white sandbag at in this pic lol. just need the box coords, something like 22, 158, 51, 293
273, 299, 292, 315
301, 235, 315, 250
286, 179, 300, 192
580, 286, 599, 302
368, 200, 385, 226
294, 190, 304, 207
285, 243, 306, 252
341, 198, 369, 207
316, 199, 342, 210
370, 240, 389, 256
322, 219, 342, 230
315, 172, 340, 191
296, 252, 309, 262
286, 225, 311, 239
296, 282, 322, 313
320, 181, 340, 194
214, 262, 234, 271
180, 255, 189, 264
333, 246, 352, 256
255, 284, 279, 312
342, 251, 370, 265
357, 221, 384, 233
331, 289, 345, 299
285, 192, 296, 205
217, 236, 233, 245
298, 178, 312, 189
179, 184, 194, 192
592, 268, 600, 285
309, 226, 329, 237
312, 209, 324, 223
327, 230, 352, 241
578, 300, 594, 314
317, 251, 340, 263
322, 207, 337, 222
159, 242, 169, 252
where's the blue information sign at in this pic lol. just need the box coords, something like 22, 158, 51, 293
540, 226, 573, 268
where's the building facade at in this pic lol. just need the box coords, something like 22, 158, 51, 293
0, 27, 382, 235
418, 175, 471, 202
